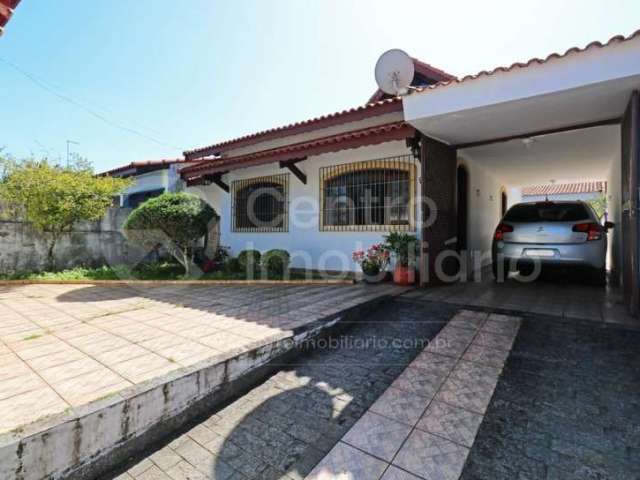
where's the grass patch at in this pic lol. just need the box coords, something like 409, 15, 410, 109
22, 333, 43, 341
1, 263, 352, 282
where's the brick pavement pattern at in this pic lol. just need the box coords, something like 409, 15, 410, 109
308, 309, 522, 480
403, 277, 637, 326
459, 315, 640, 480
0, 283, 403, 433
110, 298, 457, 480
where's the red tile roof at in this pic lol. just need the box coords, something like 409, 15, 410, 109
100, 159, 187, 176
522, 181, 606, 196
181, 121, 415, 181
183, 97, 403, 160
368, 58, 456, 103
413, 29, 640, 94
182, 29, 639, 181
0, 0, 20, 35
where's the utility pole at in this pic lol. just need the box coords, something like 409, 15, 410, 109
66, 140, 79, 168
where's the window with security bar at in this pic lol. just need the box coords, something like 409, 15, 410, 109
232, 174, 289, 232
320, 155, 417, 231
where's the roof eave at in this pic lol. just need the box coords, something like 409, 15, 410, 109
183, 97, 403, 160
182, 122, 415, 181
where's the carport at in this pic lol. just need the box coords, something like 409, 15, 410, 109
404, 31, 640, 317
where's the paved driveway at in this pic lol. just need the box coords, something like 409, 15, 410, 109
107, 297, 456, 480
0, 283, 402, 433
107, 295, 640, 480
405, 276, 637, 326
460, 313, 640, 480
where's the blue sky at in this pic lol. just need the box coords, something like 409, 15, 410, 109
1, 0, 639, 173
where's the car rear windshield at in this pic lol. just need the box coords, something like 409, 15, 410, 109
504, 203, 591, 222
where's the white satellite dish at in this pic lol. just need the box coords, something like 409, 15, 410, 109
375, 49, 414, 96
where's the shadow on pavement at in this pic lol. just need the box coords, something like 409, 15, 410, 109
106, 298, 456, 480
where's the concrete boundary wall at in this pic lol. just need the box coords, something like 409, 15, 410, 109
0, 296, 390, 480
0, 208, 144, 275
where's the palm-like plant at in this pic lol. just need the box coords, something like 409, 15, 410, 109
384, 232, 418, 267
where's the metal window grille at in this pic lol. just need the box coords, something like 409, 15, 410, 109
232, 174, 289, 232
319, 155, 417, 232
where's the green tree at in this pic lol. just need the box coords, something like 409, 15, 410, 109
0, 157, 132, 270
587, 194, 607, 220
123, 193, 218, 277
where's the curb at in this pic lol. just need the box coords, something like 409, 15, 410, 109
0, 279, 355, 286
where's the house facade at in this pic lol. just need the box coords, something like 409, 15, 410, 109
104, 30, 640, 315
180, 96, 430, 274
102, 159, 187, 208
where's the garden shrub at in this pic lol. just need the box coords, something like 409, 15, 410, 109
223, 257, 242, 274
262, 249, 290, 277
124, 193, 218, 277
237, 249, 261, 272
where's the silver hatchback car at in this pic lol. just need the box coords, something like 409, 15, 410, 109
492, 201, 614, 284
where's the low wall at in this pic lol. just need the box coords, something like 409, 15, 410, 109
0, 294, 391, 480
0, 208, 145, 275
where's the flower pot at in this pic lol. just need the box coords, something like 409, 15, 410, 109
393, 265, 415, 285
362, 264, 382, 283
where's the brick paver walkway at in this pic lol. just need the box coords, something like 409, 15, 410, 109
107, 298, 457, 480
308, 310, 522, 480
460, 314, 640, 480
0, 283, 403, 433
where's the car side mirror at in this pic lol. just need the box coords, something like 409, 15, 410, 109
604, 221, 615, 230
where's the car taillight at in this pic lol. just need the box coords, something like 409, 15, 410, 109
494, 223, 513, 241
572, 222, 602, 241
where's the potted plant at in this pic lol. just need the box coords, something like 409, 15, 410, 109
352, 243, 390, 283
384, 232, 418, 285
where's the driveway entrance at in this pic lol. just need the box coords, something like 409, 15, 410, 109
404, 275, 638, 326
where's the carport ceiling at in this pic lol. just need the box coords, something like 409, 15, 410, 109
460, 124, 619, 186
403, 33, 640, 146
408, 76, 637, 146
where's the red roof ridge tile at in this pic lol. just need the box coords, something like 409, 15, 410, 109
181, 121, 414, 179
411, 57, 457, 81
183, 97, 403, 160
100, 158, 186, 176
521, 181, 606, 196
0, 0, 20, 33
413, 29, 640, 94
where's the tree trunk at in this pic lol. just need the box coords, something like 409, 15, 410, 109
46, 238, 57, 272
183, 252, 191, 277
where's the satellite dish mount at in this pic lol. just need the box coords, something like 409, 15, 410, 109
374, 49, 414, 96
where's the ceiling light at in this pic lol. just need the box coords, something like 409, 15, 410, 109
522, 138, 535, 148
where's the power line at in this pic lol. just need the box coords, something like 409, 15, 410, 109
0, 56, 183, 151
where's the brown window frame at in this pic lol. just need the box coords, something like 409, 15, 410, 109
319, 155, 417, 232
231, 174, 289, 233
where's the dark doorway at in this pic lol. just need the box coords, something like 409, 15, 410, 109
621, 90, 640, 316
456, 165, 468, 251
501, 189, 508, 217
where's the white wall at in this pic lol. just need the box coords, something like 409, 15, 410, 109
186, 141, 419, 272
123, 170, 169, 195
458, 154, 510, 274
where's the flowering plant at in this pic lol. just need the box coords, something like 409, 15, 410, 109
352, 243, 390, 277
